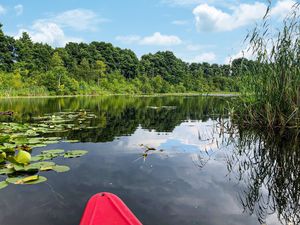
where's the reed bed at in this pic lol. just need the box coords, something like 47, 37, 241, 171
234, 3, 300, 130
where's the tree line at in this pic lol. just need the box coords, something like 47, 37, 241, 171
0, 24, 254, 96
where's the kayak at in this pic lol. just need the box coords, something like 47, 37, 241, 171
80, 192, 143, 225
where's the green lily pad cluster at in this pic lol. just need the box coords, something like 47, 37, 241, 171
31, 110, 98, 133
0, 147, 87, 189
0, 111, 92, 190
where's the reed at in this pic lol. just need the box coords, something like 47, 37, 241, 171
234, 2, 300, 129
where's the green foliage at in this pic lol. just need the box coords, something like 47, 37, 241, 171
234, 3, 300, 129
0, 111, 93, 190
0, 24, 242, 96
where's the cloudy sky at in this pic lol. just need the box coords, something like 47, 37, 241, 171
0, 0, 296, 64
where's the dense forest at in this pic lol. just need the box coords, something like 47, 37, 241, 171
0, 24, 252, 96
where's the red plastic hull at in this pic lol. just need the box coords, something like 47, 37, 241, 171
80, 192, 142, 225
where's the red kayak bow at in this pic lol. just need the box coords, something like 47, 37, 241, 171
80, 192, 142, 225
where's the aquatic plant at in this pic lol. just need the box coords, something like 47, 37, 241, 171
235, 3, 300, 129
0, 111, 94, 189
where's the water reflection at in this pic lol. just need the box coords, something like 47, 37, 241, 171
226, 126, 300, 225
0, 96, 297, 225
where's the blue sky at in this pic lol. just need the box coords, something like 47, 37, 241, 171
0, 0, 296, 64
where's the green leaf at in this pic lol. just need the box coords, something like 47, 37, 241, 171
25, 130, 38, 136
29, 144, 47, 148
0, 135, 10, 144
63, 140, 79, 143
41, 149, 64, 154
6, 177, 21, 184
15, 175, 39, 184
30, 155, 43, 162
64, 150, 88, 158
52, 165, 70, 173
25, 176, 47, 184
0, 167, 14, 175
6, 175, 47, 185
24, 163, 42, 171
13, 136, 29, 145
13, 164, 25, 171
0, 181, 8, 189
30, 161, 55, 168
14, 150, 31, 164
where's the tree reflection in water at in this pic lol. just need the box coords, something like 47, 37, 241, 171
226, 127, 300, 225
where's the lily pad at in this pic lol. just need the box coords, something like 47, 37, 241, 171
30, 155, 43, 162
0, 167, 14, 175
0, 181, 8, 189
15, 175, 39, 184
62, 140, 79, 143
6, 175, 47, 185
52, 165, 70, 173
41, 149, 64, 154
31, 161, 55, 168
64, 150, 88, 158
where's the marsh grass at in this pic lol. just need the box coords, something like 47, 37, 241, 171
235, 2, 300, 130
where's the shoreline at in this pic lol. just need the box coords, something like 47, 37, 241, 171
0, 92, 239, 99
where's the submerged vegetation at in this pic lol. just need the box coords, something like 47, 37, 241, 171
234, 3, 300, 130
0, 111, 93, 189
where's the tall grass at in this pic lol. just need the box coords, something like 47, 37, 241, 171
235, 2, 300, 129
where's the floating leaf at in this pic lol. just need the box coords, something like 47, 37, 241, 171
41, 149, 64, 154
63, 140, 79, 143
15, 175, 39, 184
27, 138, 42, 144
0, 167, 14, 175
6, 177, 22, 184
0, 181, 8, 189
13, 137, 28, 145
13, 164, 25, 171
40, 166, 54, 171
14, 150, 31, 165
25, 130, 38, 136
64, 150, 88, 158
24, 163, 42, 171
25, 176, 47, 184
6, 175, 47, 185
30, 161, 55, 168
52, 165, 70, 173
30, 155, 43, 162
29, 144, 47, 148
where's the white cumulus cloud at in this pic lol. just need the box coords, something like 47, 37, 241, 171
271, 0, 296, 19
14, 4, 23, 16
192, 52, 217, 62
193, 0, 296, 32
51, 9, 108, 31
193, 2, 267, 32
116, 32, 182, 46
13, 8, 107, 47
140, 32, 182, 46
15, 21, 83, 47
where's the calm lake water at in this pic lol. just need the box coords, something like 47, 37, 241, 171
0, 96, 298, 225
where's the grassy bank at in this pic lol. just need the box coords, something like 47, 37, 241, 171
0, 91, 239, 99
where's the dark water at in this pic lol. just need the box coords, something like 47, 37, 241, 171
0, 96, 298, 225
